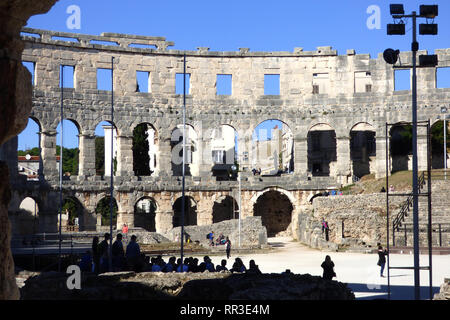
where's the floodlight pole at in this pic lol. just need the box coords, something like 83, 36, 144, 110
58, 66, 64, 272
180, 53, 186, 266
109, 56, 114, 272
411, 12, 421, 301
390, 9, 421, 300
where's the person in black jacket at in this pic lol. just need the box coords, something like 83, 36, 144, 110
377, 245, 388, 277
321, 255, 336, 280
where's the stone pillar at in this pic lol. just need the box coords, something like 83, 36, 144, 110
40, 130, 57, 178
116, 135, 133, 176
196, 194, 213, 226
294, 136, 308, 175
198, 134, 213, 179
335, 136, 351, 185
0, 136, 18, 180
103, 125, 117, 176
375, 131, 389, 179
237, 128, 252, 173
78, 132, 96, 177
417, 126, 428, 172
157, 130, 173, 177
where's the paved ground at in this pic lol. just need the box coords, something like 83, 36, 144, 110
193, 237, 450, 300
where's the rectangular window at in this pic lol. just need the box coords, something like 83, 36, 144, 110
394, 69, 410, 91
22, 61, 35, 86
136, 71, 150, 93
216, 74, 232, 95
313, 73, 329, 94
60, 65, 74, 88
176, 73, 190, 94
355, 71, 372, 93
264, 74, 280, 95
212, 150, 225, 164
436, 67, 450, 89
97, 68, 112, 91
365, 84, 372, 92
312, 85, 319, 94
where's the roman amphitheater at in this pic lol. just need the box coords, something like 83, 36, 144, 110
1, 26, 450, 242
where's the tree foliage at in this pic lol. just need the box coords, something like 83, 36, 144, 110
132, 123, 151, 176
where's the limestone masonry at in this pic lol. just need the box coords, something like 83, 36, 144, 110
2, 27, 450, 239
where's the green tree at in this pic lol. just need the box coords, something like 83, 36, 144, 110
431, 121, 450, 153
132, 123, 151, 176
18, 147, 40, 156
55, 146, 79, 175
95, 136, 105, 175
62, 198, 78, 225
96, 197, 118, 226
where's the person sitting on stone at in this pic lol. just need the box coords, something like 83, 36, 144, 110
163, 256, 176, 272
216, 259, 228, 272
126, 235, 141, 272
79, 250, 92, 272
176, 258, 189, 272
230, 257, 247, 273
188, 257, 200, 272
247, 259, 262, 275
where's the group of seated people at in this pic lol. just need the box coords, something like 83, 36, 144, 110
80, 249, 262, 275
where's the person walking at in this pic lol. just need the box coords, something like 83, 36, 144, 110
324, 221, 330, 241
377, 245, 388, 277
225, 236, 231, 259
112, 233, 125, 271
122, 224, 129, 243
91, 236, 100, 274
321, 255, 336, 280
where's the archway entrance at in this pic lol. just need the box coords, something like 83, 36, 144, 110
350, 123, 376, 179
173, 196, 197, 227
253, 190, 293, 237
134, 197, 157, 231
307, 123, 336, 176
212, 196, 238, 223
96, 196, 118, 227
390, 124, 412, 173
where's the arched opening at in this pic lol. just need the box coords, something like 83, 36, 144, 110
170, 124, 198, 176
56, 119, 80, 177
96, 196, 118, 227
390, 123, 412, 173
17, 117, 41, 181
211, 124, 238, 181
16, 197, 40, 236
253, 190, 293, 237
307, 123, 337, 176
431, 120, 450, 169
212, 196, 239, 223
252, 119, 293, 176
62, 197, 83, 231
134, 197, 157, 232
94, 121, 118, 176
350, 123, 376, 179
172, 196, 197, 227
132, 123, 158, 176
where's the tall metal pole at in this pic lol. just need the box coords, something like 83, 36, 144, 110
58, 66, 64, 272
444, 116, 447, 179
386, 122, 391, 300
426, 120, 432, 300
180, 53, 186, 266
238, 168, 241, 248
411, 11, 421, 301
109, 56, 114, 272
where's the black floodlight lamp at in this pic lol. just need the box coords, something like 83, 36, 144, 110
387, 23, 406, 35
390, 4, 405, 15
420, 5, 438, 18
419, 23, 438, 35
419, 54, 438, 67
383, 48, 400, 64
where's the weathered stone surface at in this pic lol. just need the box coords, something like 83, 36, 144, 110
433, 278, 450, 300
0, 0, 58, 300
19, 270, 355, 300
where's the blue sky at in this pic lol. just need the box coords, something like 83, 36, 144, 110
18, 0, 450, 150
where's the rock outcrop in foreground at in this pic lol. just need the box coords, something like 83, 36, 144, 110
19, 271, 355, 300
